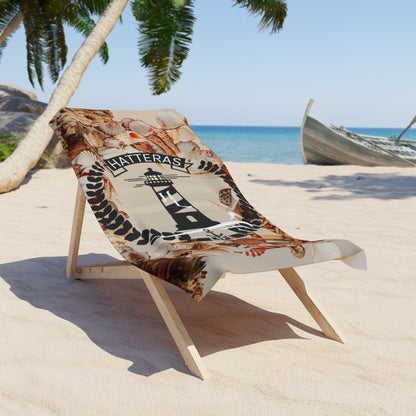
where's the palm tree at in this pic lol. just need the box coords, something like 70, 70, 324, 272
0, 0, 112, 88
0, 0, 287, 193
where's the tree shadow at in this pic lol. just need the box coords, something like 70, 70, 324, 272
251, 172, 416, 200
0, 254, 324, 378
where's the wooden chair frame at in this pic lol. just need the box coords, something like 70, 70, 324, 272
67, 184, 345, 380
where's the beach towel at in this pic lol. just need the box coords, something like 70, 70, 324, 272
50, 108, 365, 302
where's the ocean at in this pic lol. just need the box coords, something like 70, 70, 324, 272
191, 125, 416, 164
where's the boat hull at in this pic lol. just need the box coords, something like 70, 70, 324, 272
301, 115, 416, 167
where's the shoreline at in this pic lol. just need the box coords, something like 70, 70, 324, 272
1, 164, 415, 414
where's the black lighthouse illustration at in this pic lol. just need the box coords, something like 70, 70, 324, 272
144, 168, 219, 231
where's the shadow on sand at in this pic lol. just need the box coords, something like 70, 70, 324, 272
251, 172, 416, 200
0, 254, 325, 378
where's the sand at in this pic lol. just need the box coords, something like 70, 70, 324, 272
1, 163, 415, 415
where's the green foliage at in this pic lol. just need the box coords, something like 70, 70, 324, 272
233, 0, 287, 33
0, 0, 112, 89
0, 1, 18, 60
35, 151, 53, 168
59, 0, 111, 64
132, 0, 195, 95
0, 134, 52, 167
132, 0, 287, 95
0, 134, 21, 162
1, 0, 288, 95
0, 36, 9, 60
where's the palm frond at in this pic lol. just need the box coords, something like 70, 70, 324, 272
132, 0, 195, 95
1, 0, 113, 87
0, 0, 20, 32
81, 0, 112, 15
21, 3, 45, 89
0, 38, 9, 60
60, 2, 110, 64
0, 1, 21, 60
68, 13, 110, 64
44, 19, 67, 83
233, 0, 287, 33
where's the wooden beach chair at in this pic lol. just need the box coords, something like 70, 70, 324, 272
50, 108, 366, 380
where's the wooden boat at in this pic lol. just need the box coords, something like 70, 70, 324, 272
300, 99, 416, 167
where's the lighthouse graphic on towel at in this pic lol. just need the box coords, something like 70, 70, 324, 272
144, 168, 219, 231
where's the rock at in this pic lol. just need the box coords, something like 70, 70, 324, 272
39, 134, 71, 169
0, 111, 71, 168
0, 83, 70, 168
0, 96, 47, 114
0, 111, 39, 137
0, 127, 71, 169
0, 83, 37, 101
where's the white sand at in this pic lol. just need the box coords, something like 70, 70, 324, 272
1, 164, 415, 415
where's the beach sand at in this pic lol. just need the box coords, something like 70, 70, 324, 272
1, 163, 415, 415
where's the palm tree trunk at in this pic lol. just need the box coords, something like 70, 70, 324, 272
0, 9, 24, 44
0, 0, 129, 193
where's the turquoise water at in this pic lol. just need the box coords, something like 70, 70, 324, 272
191, 125, 416, 164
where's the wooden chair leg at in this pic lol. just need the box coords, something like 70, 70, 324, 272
66, 184, 86, 279
278, 267, 346, 343
66, 184, 208, 378
142, 273, 209, 380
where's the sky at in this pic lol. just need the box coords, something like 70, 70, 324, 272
1, 0, 416, 127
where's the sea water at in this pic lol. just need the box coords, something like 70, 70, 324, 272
191, 125, 416, 164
